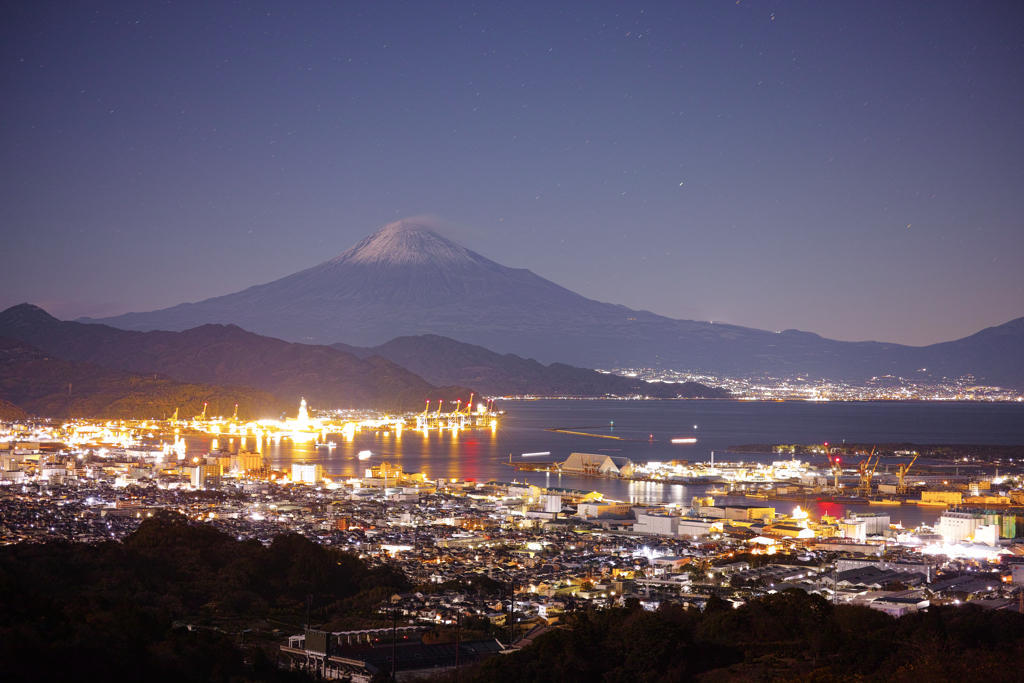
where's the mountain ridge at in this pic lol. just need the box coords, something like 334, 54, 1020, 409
0, 335, 287, 420
78, 219, 1024, 388
334, 334, 730, 398
0, 304, 476, 411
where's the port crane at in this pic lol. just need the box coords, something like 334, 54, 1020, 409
825, 444, 842, 489
415, 395, 493, 431
896, 454, 919, 495
448, 399, 469, 429
856, 451, 880, 498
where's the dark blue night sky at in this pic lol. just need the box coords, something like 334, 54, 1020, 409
1, 1, 1021, 345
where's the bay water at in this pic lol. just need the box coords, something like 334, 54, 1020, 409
185, 400, 1024, 529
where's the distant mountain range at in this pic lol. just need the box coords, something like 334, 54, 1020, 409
82, 219, 1024, 389
331, 335, 729, 398
0, 336, 286, 420
0, 305, 727, 410
0, 305, 474, 413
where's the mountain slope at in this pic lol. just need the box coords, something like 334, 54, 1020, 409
914, 318, 1024, 390
0, 305, 473, 411
343, 334, 730, 398
0, 397, 30, 421
0, 336, 286, 420
82, 219, 1024, 387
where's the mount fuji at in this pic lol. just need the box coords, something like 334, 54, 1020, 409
84, 219, 1024, 387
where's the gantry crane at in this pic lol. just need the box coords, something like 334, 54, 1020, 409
856, 454, 880, 498
896, 454, 919, 495
825, 444, 843, 489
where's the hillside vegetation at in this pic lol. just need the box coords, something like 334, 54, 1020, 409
0, 304, 475, 411
0, 397, 29, 421
0, 336, 286, 420
340, 334, 730, 398
440, 592, 1024, 683
1, 517, 1021, 683
0, 512, 407, 682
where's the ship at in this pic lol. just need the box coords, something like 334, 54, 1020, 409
868, 498, 903, 506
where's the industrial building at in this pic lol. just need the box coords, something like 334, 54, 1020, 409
292, 462, 323, 484
560, 453, 634, 478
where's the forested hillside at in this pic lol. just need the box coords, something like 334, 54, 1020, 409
0, 336, 286, 420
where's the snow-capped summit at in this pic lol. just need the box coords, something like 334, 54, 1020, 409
328, 219, 486, 268
78, 218, 1024, 385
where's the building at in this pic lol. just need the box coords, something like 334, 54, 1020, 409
974, 524, 999, 546
869, 596, 930, 617
280, 628, 501, 681
676, 517, 720, 538
846, 512, 890, 536
937, 511, 982, 542
838, 519, 867, 541
292, 462, 323, 484
577, 501, 632, 519
633, 509, 678, 535
1001, 515, 1019, 540
561, 453, 634, 478
763, 523, 815, 539
190, 464, 221, 488
231, 450, 263, 473
541, 494, 562, 514
922, 491, 963, 505
723, 505, 775, 522
835, 558, 936, 582
696, 504, 726, 519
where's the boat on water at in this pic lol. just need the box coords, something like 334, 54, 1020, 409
868, 498, 903, 506
706, 488, 731, 496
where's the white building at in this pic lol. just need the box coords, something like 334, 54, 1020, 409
838, 519, 867, 540
577, 501, 632, 519
292, 462, 323, 484
634, 510, 678, 536
847, 512, 890, 536
974, 524, 999, 547
677, 517, 719, 538
938, 511, 982, 542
